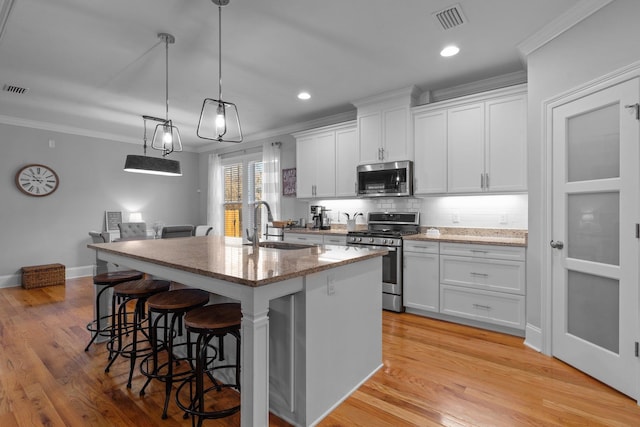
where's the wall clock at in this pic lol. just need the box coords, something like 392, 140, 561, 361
15, 164, 60, 197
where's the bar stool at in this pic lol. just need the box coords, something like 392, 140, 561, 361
85, 270, 144, 351
175, 303, 242, 426
139, 288, 210, 419
105, 278, 171, 389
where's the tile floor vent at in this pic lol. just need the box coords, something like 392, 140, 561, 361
433, 4, 466, 30
3, 84, 28, 94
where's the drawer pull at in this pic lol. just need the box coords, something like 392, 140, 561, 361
473, 303, 492, 310
470, 250, 488, 254
470, 272, 489, 277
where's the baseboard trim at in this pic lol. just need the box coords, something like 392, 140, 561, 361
524, 323, 543, 352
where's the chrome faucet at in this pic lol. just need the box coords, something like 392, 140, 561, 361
246, 201, 274, 248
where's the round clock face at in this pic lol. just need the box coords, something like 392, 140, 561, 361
15, 164, 60, 197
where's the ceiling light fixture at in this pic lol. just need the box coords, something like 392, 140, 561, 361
124, 116, 182, 176
298, 91, 311, 100
151, 33, 182, 155
440, 45, 460, 57
197, 0, 242, 143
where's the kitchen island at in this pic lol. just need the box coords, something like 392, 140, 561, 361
88, 236, 386, 427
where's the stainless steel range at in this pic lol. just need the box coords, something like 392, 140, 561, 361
346, 212, 420, 312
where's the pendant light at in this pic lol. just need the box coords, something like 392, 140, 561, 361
124, 116, 182, 176
197, 0, 243, 143
151, 32, 183, 154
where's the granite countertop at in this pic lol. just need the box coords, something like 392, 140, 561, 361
404, 227, 527, 247
88, 235, 386, 287
288, 226, 527, 247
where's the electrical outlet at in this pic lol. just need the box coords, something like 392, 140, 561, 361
327, 276, 336, 296
500, 213, 508, 224
452, 211, 460, 223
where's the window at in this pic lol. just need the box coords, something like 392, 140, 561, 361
222, 153, 263, 239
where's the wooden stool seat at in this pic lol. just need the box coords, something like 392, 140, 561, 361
184, 303, 241, 333
146, 289, 210, 312
113, 278, 170, 297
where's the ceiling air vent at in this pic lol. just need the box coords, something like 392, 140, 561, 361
3, 84, 28, 94
433, 4, 466, 30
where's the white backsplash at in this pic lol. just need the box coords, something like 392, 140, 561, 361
313, 194, 528, 229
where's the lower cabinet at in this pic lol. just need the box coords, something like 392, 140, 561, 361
283, 232, 324, 245
403, 240, 526, 335
283, 232, 346, 246
439, 242, 526, 332
403, 240, 439, 313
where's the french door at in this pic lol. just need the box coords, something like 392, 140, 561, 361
551, 77, 639, 399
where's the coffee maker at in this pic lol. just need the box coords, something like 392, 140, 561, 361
310, 205, 323, 229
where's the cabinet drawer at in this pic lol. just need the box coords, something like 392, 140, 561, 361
403, 240, 439, 254
440, 255, 525, 295
440, 285, 525, 330
440, 242, 525, 261
323, 235, 346, 245
283, 233, 324, 245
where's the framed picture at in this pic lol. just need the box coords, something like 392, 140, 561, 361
105, 210, 122, 232
282, 168, 296, 197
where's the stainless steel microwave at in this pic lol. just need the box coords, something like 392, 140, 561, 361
357, 160, 413, 197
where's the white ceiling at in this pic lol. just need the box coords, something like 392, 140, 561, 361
0, 0, 580, 151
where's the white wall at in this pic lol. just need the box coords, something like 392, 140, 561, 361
0, 123, 199, 285
526, 0, 640, 329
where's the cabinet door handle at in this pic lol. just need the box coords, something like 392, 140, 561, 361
480, 173, 485, 189
485, 173, 489, 190
470, 272, 489, 277
473, 303, 492, 310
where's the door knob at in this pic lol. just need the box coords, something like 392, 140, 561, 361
550, 240, 564, 249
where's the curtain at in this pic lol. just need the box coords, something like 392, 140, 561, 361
262, 141, 281, 222
207, 153, 224, 236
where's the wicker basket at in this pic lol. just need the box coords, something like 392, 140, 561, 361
21, 263, 65, 289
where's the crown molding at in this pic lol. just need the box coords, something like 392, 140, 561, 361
0, 114, 205, 152
0, 113, 139, 144
517, 0, 614, 59
425, 70, 527, 104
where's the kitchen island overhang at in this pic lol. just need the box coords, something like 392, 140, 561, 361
88, 236, 387, 427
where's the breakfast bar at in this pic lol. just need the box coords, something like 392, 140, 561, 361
89, 236, 386, 427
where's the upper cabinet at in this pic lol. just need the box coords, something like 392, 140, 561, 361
412, 85, 527, 194
294, 121, 357, 199
354, 87, 419, 164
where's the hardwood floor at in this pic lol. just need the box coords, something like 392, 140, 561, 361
0, 277, 638, 426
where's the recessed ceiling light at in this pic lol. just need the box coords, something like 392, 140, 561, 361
440, 45, 460, 57
297, 91, 311, 100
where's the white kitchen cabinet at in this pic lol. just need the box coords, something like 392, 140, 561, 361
335, 126, 358, 197
412, 85, 527, 195
354, 87, 418, 164
412, 109, 448, 194
403, 240, 439, 313
283, 232, 324, 245
323, 234, 346, 245
447, 89, 527, 193
296, 131, 335, 198
447, 102, 485, 192
439, 242, 526, 332
294, 121, 356, 199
